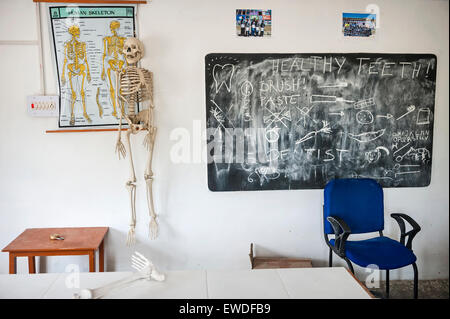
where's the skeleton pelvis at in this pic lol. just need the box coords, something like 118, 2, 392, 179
108, 59, 124, 72
128, 109, 149, 125
68, 63, 86, 75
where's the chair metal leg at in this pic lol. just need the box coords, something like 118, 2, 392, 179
329, 247, 333, 267
412, 263, 418, 299
386, 270, 390, 299
344, 257, 354, 274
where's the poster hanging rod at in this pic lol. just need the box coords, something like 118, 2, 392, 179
33, 0, 147, 4
46, 128, 128, 133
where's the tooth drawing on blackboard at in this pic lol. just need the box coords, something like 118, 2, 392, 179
212, 64, 235, 93
408, 147, 431, 163
348, 128, 386, 143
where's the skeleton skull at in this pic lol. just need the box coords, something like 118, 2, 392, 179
68, 25, 80, 38
123, 37, 144, 64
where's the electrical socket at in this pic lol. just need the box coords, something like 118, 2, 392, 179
27, 95, 59, 117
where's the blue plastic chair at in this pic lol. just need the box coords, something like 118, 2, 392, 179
323, 178, 421, 299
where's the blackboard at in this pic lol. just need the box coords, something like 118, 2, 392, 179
205, 53, 437, 191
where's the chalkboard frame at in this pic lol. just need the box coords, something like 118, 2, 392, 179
205, 53, 437, 192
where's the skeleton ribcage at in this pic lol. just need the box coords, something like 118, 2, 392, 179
119, 67, 153, 116
107, 36, 125, 56
66, 41, 85, 61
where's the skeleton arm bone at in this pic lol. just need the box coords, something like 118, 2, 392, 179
61, 44, 68, 85
143, 72, 155, 148
74, 252, 165, 299
101, 38, 107, 80
76, 272, 143, 299
83, 42, 91, 82
115, 70, 126, 159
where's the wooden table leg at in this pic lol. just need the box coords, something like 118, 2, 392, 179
28, 256, 36, 274
99, 240, 105, 272
9, 253, 16, 274
88, 250, 96, 272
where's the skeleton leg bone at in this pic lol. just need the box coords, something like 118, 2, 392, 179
80, 70, 92, 123
69, 71, 76, 126
108, 67, 118, 118
144, 126, 158, 239
125, 130, 138, 246
96, 87, 103, 118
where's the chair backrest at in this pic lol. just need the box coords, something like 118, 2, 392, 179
323, 178, 384, 234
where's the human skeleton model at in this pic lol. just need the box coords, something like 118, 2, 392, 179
115, 37, 158, 245
101, 21, 127, 118
61, 25, 91, 126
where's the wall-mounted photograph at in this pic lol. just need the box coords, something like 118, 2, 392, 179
236, 9, 272, 37
342, 12, 376, 37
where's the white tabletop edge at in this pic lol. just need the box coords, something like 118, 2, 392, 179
0, 268, 373, 299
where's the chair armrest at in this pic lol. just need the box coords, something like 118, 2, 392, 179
391, 213, 421, 250
327, 216, 351, 257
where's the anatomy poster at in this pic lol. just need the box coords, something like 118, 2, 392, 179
49, 6, 137, 127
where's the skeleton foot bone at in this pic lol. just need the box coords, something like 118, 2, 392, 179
83, 112, 92, 123
73, 251, 165, 299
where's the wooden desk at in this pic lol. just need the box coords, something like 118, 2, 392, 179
2, 227, 108, 274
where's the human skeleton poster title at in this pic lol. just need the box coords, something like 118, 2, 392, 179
205, 53, 437, 191
49, 6, 136, 127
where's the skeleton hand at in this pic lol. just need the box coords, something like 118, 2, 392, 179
101, 69, 105, 81
73, 251, 165, 299
132, 251, 165, 282
61, 75, 66, 86
115, 137, 126, 159
87, 72, 92, 82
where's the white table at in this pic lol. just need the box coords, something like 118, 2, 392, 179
0, 267, 373, 299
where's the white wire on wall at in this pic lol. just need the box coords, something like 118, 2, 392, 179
0, 3, 45, 95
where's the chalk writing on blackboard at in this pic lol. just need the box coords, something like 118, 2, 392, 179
205, 53, 437, 191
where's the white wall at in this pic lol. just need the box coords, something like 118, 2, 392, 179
0, 0, 448, 281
